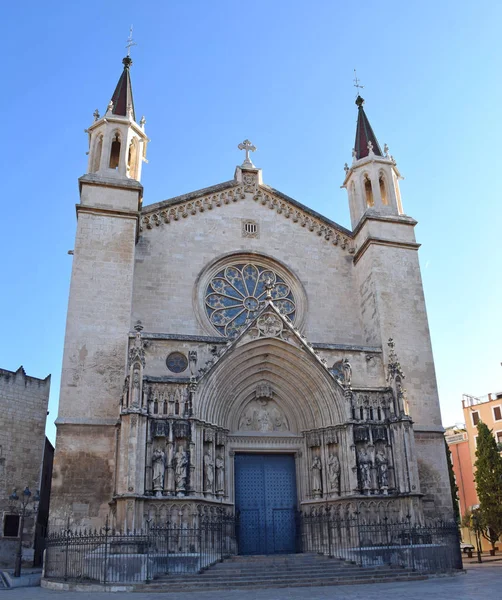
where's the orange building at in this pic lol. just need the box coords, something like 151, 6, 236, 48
445, 427, 478, 522
445, 391, 502, 551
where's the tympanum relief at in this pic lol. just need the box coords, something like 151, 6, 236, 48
237, 398, 289, 432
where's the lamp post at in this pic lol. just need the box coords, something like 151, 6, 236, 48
9, 487, 40, 577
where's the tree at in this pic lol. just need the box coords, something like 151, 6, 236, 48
474, 421, 502, 550
445, 439, 460, 523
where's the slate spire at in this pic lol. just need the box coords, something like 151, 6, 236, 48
354, 96, 382, 160
109, 56, 135, 121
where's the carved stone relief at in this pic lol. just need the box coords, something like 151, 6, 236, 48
237, 398, 289, 432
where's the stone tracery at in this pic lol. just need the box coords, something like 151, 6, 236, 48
204, 263, 296, 337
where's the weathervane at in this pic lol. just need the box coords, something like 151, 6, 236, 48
353, 69, 364, 96
126, 25, 137, 57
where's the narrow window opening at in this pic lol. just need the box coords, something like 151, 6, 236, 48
175, 400, 180, 415
153, 400, 158, 415
128, 138, 138, 179
493, 406, 502, 421
379, 174, 389, 205
3, 515, 20, 537
472, 411, 480, 426
359, 407, 364, 420
377, 407, 382, 421
92, 135, 103, 173
351, 407, 356, 420
369, 407, 374, 420
162, 401, 167, 415
109, 134, 121, 169
364, 175, 374, 207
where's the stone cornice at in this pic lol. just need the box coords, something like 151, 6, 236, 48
352, 212, 417, 238
140, 180, 355, 253
131, 331, 381, 354
353, 236, 421, 265
79, 173, 143, 194
54, 417, 119, 426
76, 205, 140, 220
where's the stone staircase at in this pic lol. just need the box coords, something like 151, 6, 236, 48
140, 553, 428, 592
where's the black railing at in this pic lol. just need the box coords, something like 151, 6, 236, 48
298, 510, 462, 572
44, 513, 237, 584
45, 510, 462, 584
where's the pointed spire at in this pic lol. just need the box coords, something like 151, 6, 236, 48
109, 56, 135, 120
354, 96, 382, 160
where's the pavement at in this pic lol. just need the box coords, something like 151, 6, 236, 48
0, 562, 501, 598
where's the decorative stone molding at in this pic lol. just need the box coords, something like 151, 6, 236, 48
140, 185, 354, 253
252, 189, 354, 253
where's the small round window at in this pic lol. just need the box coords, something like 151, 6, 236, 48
166, 352, 188, 373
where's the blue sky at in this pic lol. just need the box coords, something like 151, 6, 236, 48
2, 0, 501, 444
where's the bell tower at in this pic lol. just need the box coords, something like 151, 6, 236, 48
347, 95, 453, 517
342, 96, 403, 229
50, 54, 148, 528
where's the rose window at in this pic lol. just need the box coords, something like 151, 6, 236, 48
204, 263, 296, 337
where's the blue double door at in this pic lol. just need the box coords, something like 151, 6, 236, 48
235, 454, 297, 555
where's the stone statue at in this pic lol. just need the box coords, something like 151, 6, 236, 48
152, 448, 166, 491
174, 446, 189, 494
189, 350, 197, 377
375, 450, 389, 490
215, 455, 225, 493
327, 453, 341, 494
203, 451, 214, 492
311, 455, 323, 496
132, 368, 141, 407
342, 358, 352, 387
257, 399, 271, 431
367, 140, 374, 154
358, 448, 372, 492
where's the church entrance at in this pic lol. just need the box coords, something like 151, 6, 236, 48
235, 453, 297, 555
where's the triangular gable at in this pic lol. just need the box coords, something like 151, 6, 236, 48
196, 299, 343, 390
140, 178, 354, 253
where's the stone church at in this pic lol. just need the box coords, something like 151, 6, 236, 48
50, 55, 453, 554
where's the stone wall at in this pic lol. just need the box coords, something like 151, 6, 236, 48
0, 367, 50, 566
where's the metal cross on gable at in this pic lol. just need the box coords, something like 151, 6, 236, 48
126, 25, 137, 57
353, 69, 364, 95
238, 139, 256, 168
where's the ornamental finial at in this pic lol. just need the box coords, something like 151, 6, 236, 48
238, 139, 257, 169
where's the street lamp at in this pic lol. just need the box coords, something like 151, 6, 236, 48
9, 487, 40, 577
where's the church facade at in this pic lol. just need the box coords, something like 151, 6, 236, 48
50, 56, 453, 550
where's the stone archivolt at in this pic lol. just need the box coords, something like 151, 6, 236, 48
113, 305, 421, 530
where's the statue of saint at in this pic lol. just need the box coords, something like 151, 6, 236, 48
327, 453, 341, 494
174, 446, 189, 494
375, 450, 389, 489
152, 448, 165, 491
311, 455, 323, 495
132, 368, 141, 406
203, 451, 214, 492
342, 358, 352, 386
215, 455, 225, 493
358, 448, 372, 492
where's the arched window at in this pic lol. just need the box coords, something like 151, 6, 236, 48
364, 174, 374, 207
394, 172, 404, 214
91, 135, 103, 173
128, 137, 139, 179
379, 173, 389, 205
109, 133, 121, 169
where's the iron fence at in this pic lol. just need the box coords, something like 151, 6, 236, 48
44, 513, 237, 584
44, 510, 462, 584
298, 510, 462, 572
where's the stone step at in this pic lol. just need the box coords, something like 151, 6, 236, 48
197, 565, 388, 577
174, 570, 407, 582
140, 573, 428, 592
